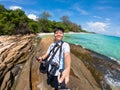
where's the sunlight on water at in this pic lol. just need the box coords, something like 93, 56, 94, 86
63, 33, 120, 62
63, 33, 120, 88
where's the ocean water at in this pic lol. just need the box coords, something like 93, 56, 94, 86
63, 33, 120, 62
63, 33, 120, 89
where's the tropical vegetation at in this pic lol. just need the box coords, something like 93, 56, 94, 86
0, 4, 87, 35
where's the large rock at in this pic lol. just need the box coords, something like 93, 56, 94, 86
0, 35, 103, 90
70, 43, 120, 90
69, 53, 100, 90
30, 36, 101, 90
0, 35, 35, 90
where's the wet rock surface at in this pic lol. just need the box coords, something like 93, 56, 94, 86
70, 44, 120, 90
1, 35, 119, 90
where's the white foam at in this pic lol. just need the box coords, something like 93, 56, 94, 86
75, 43, 79, 45
109, 56, 120, 65
64, 32, 87, 34
105, 73, 120, 86
109, 57, 117, 60
82, 46, 86, 49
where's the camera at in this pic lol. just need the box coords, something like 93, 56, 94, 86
47, 61, 59, 85
49, 61, 59, 75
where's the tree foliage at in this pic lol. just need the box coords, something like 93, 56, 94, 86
0, 5, 7, 12
0, 4, 87, 35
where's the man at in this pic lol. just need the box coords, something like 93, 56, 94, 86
37, 27, 71, 90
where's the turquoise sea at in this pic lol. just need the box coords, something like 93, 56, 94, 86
63, 33, 120, 62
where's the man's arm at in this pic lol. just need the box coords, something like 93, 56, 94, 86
64, 52, 71, 84
37, 53, 48, 63
58, 52, 71, 84
37, 44, 52, 62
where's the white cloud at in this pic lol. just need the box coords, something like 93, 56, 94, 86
105, 18, 111, 21
9, 6, 22, 10
53, 9, 73, 16
87, 21, 109, 32
93, 16, 102, 19
97, 6, 112, 10
28, 14, 38, 21
116, 31, 120, 37
0, 0, 37, 5
72, 3, 88, 15
76, 7, 88, 15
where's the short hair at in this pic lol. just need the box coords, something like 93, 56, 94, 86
54, 27, 64, 33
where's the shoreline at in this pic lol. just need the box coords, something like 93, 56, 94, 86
85, 46, 120, 65
70, 43, 120, 90
85, 46, 120, 86
37, 33, 120, 64
0, 35, 120, 90
38, 32, 120, 64
37, 32, 88, 36
37, 34, 120, 89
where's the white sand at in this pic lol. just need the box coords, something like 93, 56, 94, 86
38, 32, 87, 36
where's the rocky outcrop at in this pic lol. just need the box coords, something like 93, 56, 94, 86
0, 35, 36, 90
0, 35, 104, 90
70, 44, 120, 90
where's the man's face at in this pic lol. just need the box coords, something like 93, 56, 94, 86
54, 30, 64, 41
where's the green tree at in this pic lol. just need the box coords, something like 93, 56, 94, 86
28, 20, 40, 33
39, 11, 51, 20
0, 4, 7, 12
0, 4, 88, 35
60, 15, 82, 32
38, 11, 52, 32
60, 16, 71, 25
10, 9, 30, 34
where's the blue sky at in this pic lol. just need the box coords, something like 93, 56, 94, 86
0, 0, 120, 37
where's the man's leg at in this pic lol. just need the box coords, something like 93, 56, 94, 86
53, 76, 59, 90
47, 72, 54, 86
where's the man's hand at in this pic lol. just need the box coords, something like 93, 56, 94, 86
58, 69, 69, 84
35, 57, 43, 63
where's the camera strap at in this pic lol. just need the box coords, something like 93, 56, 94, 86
48, 41, 64, 64
45, 43, 59, 60
59, 41, 64, 64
